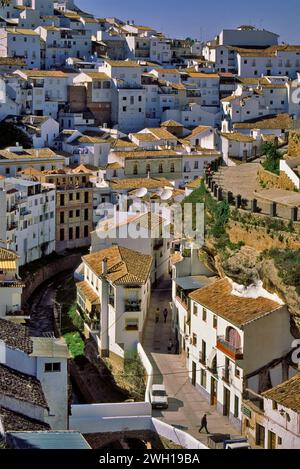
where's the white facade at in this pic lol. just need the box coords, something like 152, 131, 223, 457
0, 29, 41, 69
5, 178, 56, 266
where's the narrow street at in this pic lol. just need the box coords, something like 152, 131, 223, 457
142, 278, 240, 446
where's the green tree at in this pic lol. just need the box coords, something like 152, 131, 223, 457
262, 142, 281, 174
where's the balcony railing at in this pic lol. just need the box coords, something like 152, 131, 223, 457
217, 336, 243, 360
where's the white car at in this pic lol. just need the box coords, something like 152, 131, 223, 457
150, 384, 168, 410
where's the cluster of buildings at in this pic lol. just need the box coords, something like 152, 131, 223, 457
0, 0, 299, 451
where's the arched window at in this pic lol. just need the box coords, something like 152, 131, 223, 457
226, 327, 241, 350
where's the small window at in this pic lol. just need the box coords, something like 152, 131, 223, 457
193, 304, 198, 316
202, 308, 207, 322
45, 362, 61, 373
273, 401, 278, 410
192, 333, 197, 347
278, 437, 282, 446
213, 315, 217, 329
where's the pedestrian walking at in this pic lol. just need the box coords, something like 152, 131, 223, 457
167, 338, 173, 353
155, 308, 160, 324
199, 414, 209, 434
163, 308, 168, 323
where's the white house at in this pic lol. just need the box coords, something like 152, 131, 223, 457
242, 373, 300, 449
187, 278, 295, 430
5, 178, 56, 266
0, 318, 69, 430
91, 211, 170, 283
0, 247, 23, 318
0, 28, 41, 69
77, 245, 153, 361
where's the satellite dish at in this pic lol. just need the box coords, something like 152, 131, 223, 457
161, 189, 173, 201
155, 188, 164, 196
130, 187, 148, 198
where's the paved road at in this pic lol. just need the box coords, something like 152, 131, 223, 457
143, 278, 240, 447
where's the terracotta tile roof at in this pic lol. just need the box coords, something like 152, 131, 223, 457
130, 133, 157, 142
188, 72, 220, 79
0, 406, 50, 432
0, 319, 33, 354
234, 114, 293, 130
82, 72, 110, 80
146, 128, 178, 140
106, 60, 140, 68
189, 278, 281, 327
83, 246, 153, 285
262, 374, 300, 413
221, 132, 255, 143
5, 28, 38, 36
186, 177, 203, 189
0, 364, 48, 409
110, 177, 173, 190
161, 120, 184, 127
114, 150, 179, 159
76, 281, 100, 305
189, 125, 212, 137
18, 70, 68, 78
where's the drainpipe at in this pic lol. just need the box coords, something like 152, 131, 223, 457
100, 258, 109, 357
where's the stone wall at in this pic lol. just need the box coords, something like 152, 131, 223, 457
227, 221, 300, 252
258, 166, 297, 191
21, 253, 82, 305
287, 131, 300, 157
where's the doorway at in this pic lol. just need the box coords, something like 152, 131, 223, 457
210, 378, 217, 407
192, 362, 197, 387
223, 387, 230, 417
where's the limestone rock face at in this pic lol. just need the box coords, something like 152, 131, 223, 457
201, 243, 300, 338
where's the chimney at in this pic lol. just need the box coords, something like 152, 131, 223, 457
102, 257, 108, 275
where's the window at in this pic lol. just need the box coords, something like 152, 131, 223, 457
192, 333, 197, 347
76, 209, 80, 217
60, 228, 64, 241
201, 340, 206, 363
45, 362, 61, 373
194, 161, 199, 170
273, 401, 278, 410
84, 208, 89, 221
133, 164, 138, 175
130, 96, 134, 105
202, 308, 207, 322
234, 395, 239, 418
123, 106, 127, 112
193, 303, 198, 316
201, 369, 207, 388
278, 437, 282, 446
146, 163, 151, 174
213, 315, 217, 329
84, 225, 89, 237
125, 318, 139, 331
170, 163, 175, 173
69, 193, 73, 201
235, 366, 241, 378
69, 227, 73, 240
69, 210, 73, 218
84, 192, 89, 203
138, 95, 142, 102
256, 424, 265, 448
76, 192, 80, 201
159, 163, 163, 173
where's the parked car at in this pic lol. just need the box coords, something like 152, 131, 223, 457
150, 384, 168, 409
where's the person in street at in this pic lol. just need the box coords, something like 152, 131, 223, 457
163, 308, 168, 323
155, 308, 160, 324
199, 414, 209, 434
168, 338, 173, 353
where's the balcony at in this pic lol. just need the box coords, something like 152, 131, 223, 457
125, 300, 141, 312
217, 336, 243, 360
7, 222, 17, 231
